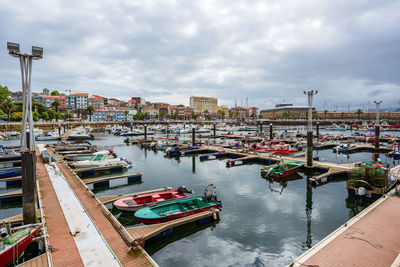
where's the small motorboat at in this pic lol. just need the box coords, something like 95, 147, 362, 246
272, 143, 304, 157
261, 161, 303, 179
35, 131, 60, 141
64, 149, 116, 161
135, 185, 221, 224
70, 154, 132, 169
0, 224, 41, 266
113, 186, 193, 212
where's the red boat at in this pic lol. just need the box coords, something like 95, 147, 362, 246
272, 143, 304, 157
0, 224, 41, 267
113, 186, 193, 212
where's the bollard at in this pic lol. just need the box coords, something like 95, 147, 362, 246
269, 123, 273, 139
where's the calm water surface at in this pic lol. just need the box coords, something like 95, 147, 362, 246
1, 129, 398, 266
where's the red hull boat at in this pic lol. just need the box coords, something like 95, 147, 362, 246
113, 186, 192, 212
0, 224, 41, 267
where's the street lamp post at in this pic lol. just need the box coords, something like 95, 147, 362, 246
374, 100, 382, 161
304, 90, 318, 167
7, 42, 43, 224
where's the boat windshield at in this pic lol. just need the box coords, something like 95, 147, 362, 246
90, 154, 105, 161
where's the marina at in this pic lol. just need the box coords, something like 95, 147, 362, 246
0, 124, 397, 266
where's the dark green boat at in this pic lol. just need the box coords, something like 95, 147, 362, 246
134, 196, 221, 224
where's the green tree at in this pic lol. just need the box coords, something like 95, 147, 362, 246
11, 112, 23, 121
64, 112, 73, 120
323, 109, 329, 120
220, 110, 226, 120
50, 90, 61, 96
1, 98, 15, 121
41, 111, 50, 121
134, 112, 145, 120
0, 85, 10, 104
87, 105, 95, 121
159, 110, 166, 120
34, 102, 46, 115
51, 100, 61, 122
355, 109, 363, 120
172, 110, 179, 119
48, 110, 57, 120
33, 111, 40, 121
144, 112, 150, 120
341, 112, 345, 120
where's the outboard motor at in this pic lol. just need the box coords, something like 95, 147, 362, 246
203, 184, 218, 202
0, 227, 8, 239
177, 185, 194, 195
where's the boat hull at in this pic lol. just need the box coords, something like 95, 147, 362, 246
0, 225, 41, 267
113, 190, 188, 212
137, 204, 221, 224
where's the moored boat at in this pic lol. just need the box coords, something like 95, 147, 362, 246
113, 186, 193, 212
70, 154, 132, 169
261, 162, 304, 179
0, 224, 41, 266
135, 185, 221, 224
134, 196, 221, 224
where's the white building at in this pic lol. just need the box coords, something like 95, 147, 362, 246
67, 93, 89, 110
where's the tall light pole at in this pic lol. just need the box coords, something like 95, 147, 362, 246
374, 100, 382, 161
304, 90, 318, 167
7, 42, 43, 224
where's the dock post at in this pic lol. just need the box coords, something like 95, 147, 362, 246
350, 122, 353, 131
269, 123, 273, 139
316, 122, 319, 138
167, 123, 169, 138
144, 125, 147, 140
58, 124, 61, 136
213, 123, 216, 136
192, 127, 196, 146
374, 100, 382, 160
260, 123, 263, 133
21, 150, 37, 224
304, 90, 317, 167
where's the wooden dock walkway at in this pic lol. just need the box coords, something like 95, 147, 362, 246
292, 193, 400, 266
43, 146, 158, 266
127, 209, 220, 246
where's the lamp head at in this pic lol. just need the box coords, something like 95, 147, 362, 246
7, 42, 20, 57
32, 46, 43, 59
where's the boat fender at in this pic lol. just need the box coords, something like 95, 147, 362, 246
357, 187, 366, 196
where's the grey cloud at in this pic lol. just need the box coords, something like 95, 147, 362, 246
1, 0, 399, 110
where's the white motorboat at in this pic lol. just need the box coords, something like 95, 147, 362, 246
64, 149, 116, 161
70, 154, 132, 169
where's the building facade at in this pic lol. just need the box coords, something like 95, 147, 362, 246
142, 105, 158, 118
189, 96, 218, 117
93, 107, 127, 121
42, 95, 66, 110
88, 97, 104, 110
260, 101, 315, 119
67, 93, 89, 110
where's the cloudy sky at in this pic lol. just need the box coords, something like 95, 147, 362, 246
1, 0, 399, 111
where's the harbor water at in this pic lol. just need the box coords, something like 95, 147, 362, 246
1, 128, 399, 266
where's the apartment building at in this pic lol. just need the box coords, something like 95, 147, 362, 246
189, 96, 218, 117
67, 93, 89, 110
